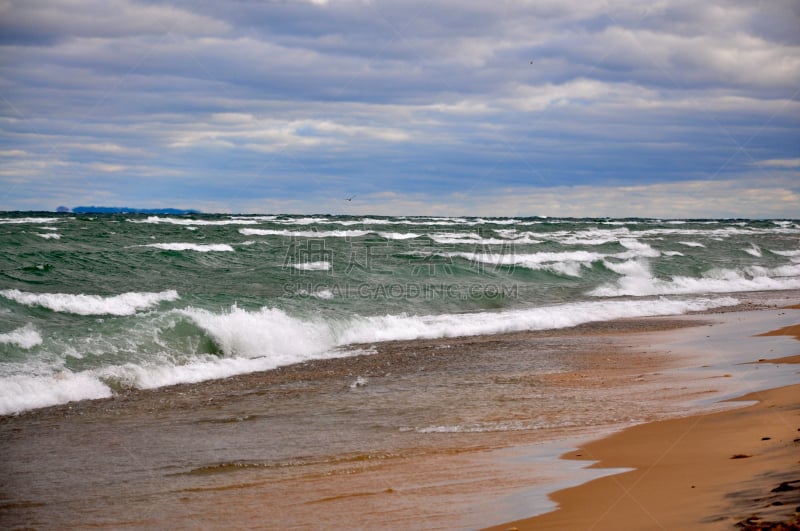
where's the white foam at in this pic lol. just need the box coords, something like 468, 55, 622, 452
172, 297, 738, 373
430, 233, 541, 245
746, 263, 800, 278
1, 295, 740, 414
377, 232, 420, 240
679, 241, 706, 247
591, 260, 800, 297
449, 250, 605, 267
743, 245, 762, 257
771, 249, 800, 263
442, 247, 658, 276
272, 217, 519, 227
275, 216, 333, 225
547, 227, 630, 245
313, 289, 334, 299
239, 228, 370, 238
295, 288, 336, 299
335, 297, 739, 344
493, 229, 519, 239
617, 239, 660, 258
0, 324, 42, 349
179, 305, 337, 360
293, 261, 332, 271
132, 216, 259, 226
0, 217, 60, 224
0, 372, 112, 415
0, 289, 179, 316
36, 233, 61, 239
143, 243, 235, 252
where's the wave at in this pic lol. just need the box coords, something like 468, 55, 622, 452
179, 305, 338, 361
743, 245, 762, 257
441, 239, 659, 276
132, 216, 260, 226
240, 228, 370, 238
0, 289, 179, 316
544, 227, 631, 245
272, 217, 522, 227
293, 261, 331, 271
143, 243, 235, 252
429, 232, 542, 245
771, 249, 800, 263
36, 233, 61, 239
0, 296, 739, 415
447, 250, 604, 277
0, 324, 42, 349
0, 217, 61, 224
377, 232, 421, 240
180, 297, 738, 362
617, 239, 660, 258
301, 288, 335, 299
591, 260, 800, 297
0, 372, 112, 415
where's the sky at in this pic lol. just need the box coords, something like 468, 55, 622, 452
1, 0, 799, 218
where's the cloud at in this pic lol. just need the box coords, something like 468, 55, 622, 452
0, 0, 229, 44
1, 0, 798, 216
167, 116, 410, 151
88, 162, 126, 172
754, 159, 800, 169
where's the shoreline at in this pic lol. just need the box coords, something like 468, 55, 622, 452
0, 315, 722, 422
485, 313, 800, 531
1, 298, 798, 529
0, 296, 777, 422
484, 382, 800, 531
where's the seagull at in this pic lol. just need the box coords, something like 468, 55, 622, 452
345, 195, 355, 202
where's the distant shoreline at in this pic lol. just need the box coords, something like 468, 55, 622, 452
68, 206, 202, 214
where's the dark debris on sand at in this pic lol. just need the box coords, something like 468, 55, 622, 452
735, 479, 800, 530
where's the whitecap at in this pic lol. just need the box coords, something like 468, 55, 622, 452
143, 243, 235, 252
591, 260, 800, 297
239, 228, 370, 238
0, 372, 112, 415
0, 289, 179, 316
132, 216, 259, 226
743, 245, 762, 257
0, 324, 42, 349
292, 261, 332, 271
0, 217, 60, 224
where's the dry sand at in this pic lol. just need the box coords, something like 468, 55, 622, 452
485, 334, 800, 531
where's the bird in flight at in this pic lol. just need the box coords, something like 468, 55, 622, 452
345, 195, 356, 202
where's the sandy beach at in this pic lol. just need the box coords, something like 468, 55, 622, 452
486, 310, 800, 531
1, 298, 798, 530
485, 384, 800, 530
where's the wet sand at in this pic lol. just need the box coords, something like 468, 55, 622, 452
486, 316, 800, 531
1, 297, 799, 530
484, 383, 800, 531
